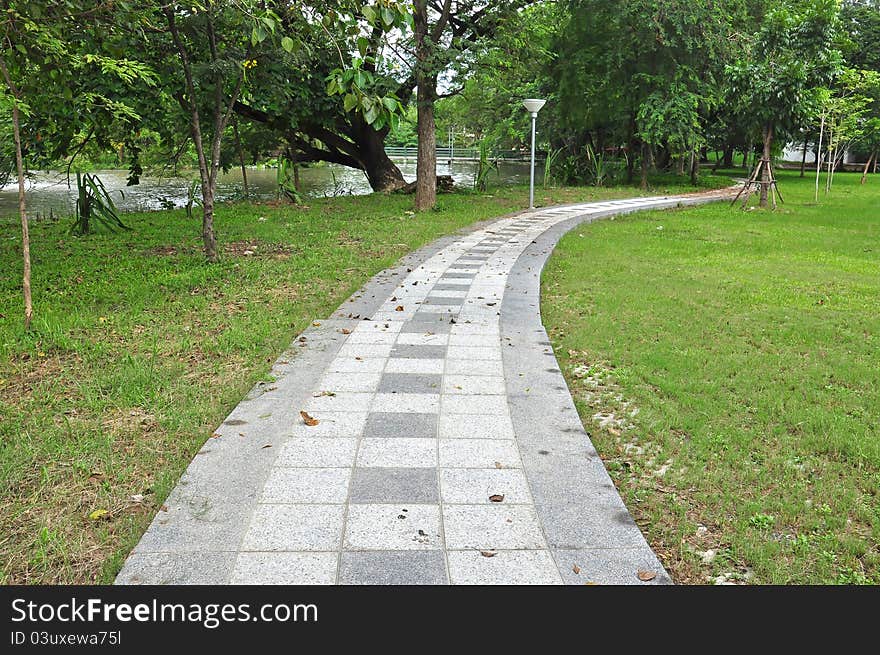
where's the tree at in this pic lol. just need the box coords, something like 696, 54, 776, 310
1, 2, 154, 328
727, 0, 842, 207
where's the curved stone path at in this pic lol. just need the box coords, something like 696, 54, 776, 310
116, 192, 729, 585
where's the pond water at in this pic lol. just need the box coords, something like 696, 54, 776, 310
0, 159, 540, 221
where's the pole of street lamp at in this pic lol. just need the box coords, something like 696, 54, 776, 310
529, 112, 537, 209
522, 99, 545, 210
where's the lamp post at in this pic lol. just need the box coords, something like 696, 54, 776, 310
522, 98, 546, 209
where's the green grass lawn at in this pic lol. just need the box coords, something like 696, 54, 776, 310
0, 177, 730, 584
542, 170, 880, 584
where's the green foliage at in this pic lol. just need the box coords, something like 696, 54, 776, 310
473, 140, 498, 192
70, 172, 130, 235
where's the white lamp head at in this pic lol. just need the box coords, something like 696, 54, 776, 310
522, 98, 546, 114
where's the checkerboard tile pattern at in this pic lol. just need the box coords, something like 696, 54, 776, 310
231, 199, 669, 585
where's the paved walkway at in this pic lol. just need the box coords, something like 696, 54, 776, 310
117, 193, 727, 585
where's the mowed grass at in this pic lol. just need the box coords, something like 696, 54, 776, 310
0, 177, 731, 584
542, 170, 880, 584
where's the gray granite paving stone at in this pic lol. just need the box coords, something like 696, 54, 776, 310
344, 504, 442, 550
349, 467, 439, 503
340, 551, 448, 585
118, 192, 731, 586
379, 373, 442, 394
363, 412, 438, 439
230, 552, 337, 585
390, 344, 448, 359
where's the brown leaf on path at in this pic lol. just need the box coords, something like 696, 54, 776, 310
341, 328, 351, 334
261, 444, 272, 449
480, 551, 496, 558
572, 564, 581, 574
637, 570, 657, 582
160, 505, 168, 512
489, 494, 505, 503
494, 461, 503, 469
395, 305, 404, 312
300, 411, 320, 426
314, 390, 336, 397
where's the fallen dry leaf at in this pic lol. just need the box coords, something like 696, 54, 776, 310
489, 494, 505, 503
480, 551, 496, 558
160, 504, 168, 512
313, 390, 336, 397
494, 461, 503, 469
261, 444, 272, 449
637, 570, 657, 582
312, 321, 321, 327
300, 411, 320, 427
341, 328, 351, 335
572, 564, 581, 574
395, 305, 404, 312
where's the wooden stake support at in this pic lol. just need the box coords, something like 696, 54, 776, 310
730, 157, 784, 209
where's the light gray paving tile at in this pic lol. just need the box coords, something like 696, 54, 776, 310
442, 394, 509, 415
395, 332, 450, 346
447, 334, 499, 347
344, 504, 441, 550
304, 392, 373, 414
445, 359, 504, 376
351, 320, 403, 335
443, 375, 506, 395
442, 505, 547, 550
439, 439, 521, 469
275, 437, 357, 468
378, 373, 442, 394
230, 552, 337, 585
440, 468, 531, 504
439, 413, 515, 440
372, 393, 439, 414
241, 504, 344, 551
363, 412, 437, 439
289, 412, 368, 438
317, 372, 382, 393
260, 468, 351, 504
356, 438, 438, 468
349, 467, 439, 503
384, 358, 444, 374
447, 346, 502, 361
336, 343, 394, 359
339, 551, 448, 584
327, 357, 386, 373
447, 550, 562, 585
344, 331, 399, 344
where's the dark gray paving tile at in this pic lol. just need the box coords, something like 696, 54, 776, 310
378, 373, 442, 394
432, 284, 474, 292
399, 319, 453, 334
451, 262, 483, 269
363, 412, 438, 439
339, 551, 448, 585
349, 467, 439, 503
391, 344, 448, 359
458, 255, 489, 261
443, 272, 478, 279
422, 296, 465, 306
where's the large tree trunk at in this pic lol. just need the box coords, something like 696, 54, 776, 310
759, 124, 773, 208
640, 141, 650, 190
355, 122, 407, 191
414, 0, 436, 212
0, 59, 33, 330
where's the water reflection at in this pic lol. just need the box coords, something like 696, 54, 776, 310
0, 159, 540, 220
